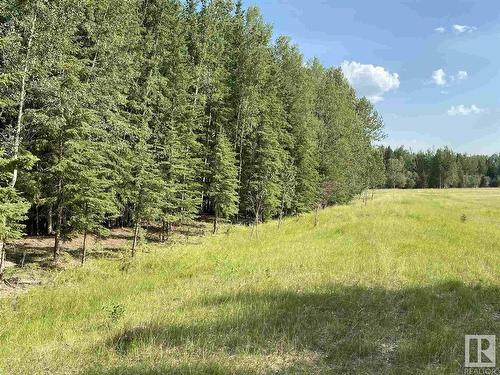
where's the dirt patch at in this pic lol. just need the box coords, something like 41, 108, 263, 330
0, 223, 209, 299
0, 228, 135, 299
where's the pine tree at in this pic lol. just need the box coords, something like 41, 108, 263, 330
0, 186, 28, 278
314, 66, 367, 204
24, 0, 90, 262
274, 37, 319, 213
0, 150, 34, 278
64, 140, 119, 265
128, 139, 164, 256
244, 105, 284, 224
2, 0, 498, 279
136, 0, 202, 243
0, 0, 39, 189
235, 6, 285, 223
19, 0, 140, 262
208, 130, 238, 233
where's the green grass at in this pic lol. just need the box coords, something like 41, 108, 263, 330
1, 189, 499, 374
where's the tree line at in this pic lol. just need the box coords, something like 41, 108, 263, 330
380, 146, 500, 189
0, 0, 384, 272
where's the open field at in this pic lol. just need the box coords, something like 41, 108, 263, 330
0, 189, 499, 374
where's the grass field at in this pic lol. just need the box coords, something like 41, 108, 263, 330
0, 189, 499, 374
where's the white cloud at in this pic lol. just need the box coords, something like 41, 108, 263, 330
456, 70, 468, 80
431, 69, 468, 86
341, 61, 400, 103
432, 69, 447, 86
452, 24, 477, 34
434, 25, 477, 34
447, 104, 485, 116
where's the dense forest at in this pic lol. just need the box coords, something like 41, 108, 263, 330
380, 146, 500, 189
0, 0, 498, 275
0, 0, 384, 271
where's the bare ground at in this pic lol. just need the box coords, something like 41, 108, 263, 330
0, 221, 210, 298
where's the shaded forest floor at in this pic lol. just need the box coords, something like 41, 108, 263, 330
0, 222, 210, 298
0, 189, 499, 374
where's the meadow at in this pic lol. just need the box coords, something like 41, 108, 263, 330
0, 189, 499, 374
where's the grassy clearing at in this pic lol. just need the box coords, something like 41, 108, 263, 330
0, 189, 499, 374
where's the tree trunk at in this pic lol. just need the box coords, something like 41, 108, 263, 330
160, 219, 166, 243
237, 126, 245, 195
21, 247, 27, 267
131, 222, 140, 257
35, 204, 40, 235
200, 112, 213, 210
47, 205, 53, 235
53, 231, 61, 263
233, 102, 242, 153
0, 239, 5, 280
166, 222, 170, 240
81, 229, 87, 265
53, 205, 63, 263
10, 14, 37, 188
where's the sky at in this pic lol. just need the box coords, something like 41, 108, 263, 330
245, 0, 500, 155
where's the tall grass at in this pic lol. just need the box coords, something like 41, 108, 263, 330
0, 189, 499, 374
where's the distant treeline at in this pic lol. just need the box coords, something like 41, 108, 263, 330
0, 0, 384, 268
379, 146, 500, 189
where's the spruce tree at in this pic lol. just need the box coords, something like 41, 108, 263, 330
0, 186, 29, 279
64, 140, 119, 265
236, 7, 285, 222
208, 130, 238, 233
0, 0, 39, 189
136, 0, 201, 243
274, 37, 319, 213
128, 139, 164, 256
5, 0, 481, 265
0, 149, 35, 278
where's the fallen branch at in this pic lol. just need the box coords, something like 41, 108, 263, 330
2, 279, 15, 288
16, 279, 42, 285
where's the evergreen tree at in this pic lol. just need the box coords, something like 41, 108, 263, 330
64, 141, 119, 264
274, 36, 319, 213
0, 150, 33, 278
208, 130, 239, 233
139, 0, 202, 241
128, 139, 164, 256
314, 67, 366, 203
3, 0, 497, 269
0, 0, 38, 189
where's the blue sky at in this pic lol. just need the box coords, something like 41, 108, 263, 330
246, 0, 500, 155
